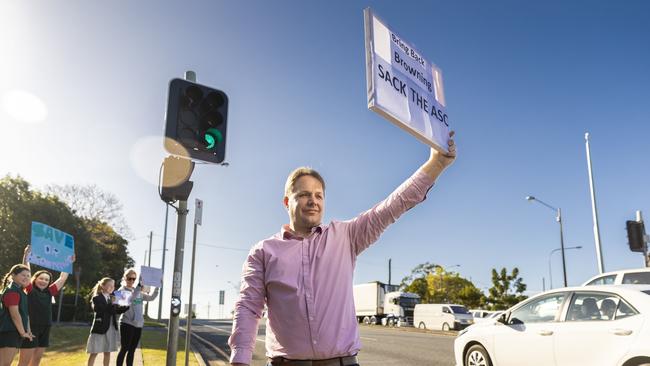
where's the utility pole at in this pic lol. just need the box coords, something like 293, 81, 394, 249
388, 258, 392, 286
585, 133, 605, 274
145, 230, 153, 318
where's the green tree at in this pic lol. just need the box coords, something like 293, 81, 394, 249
487, 267, 527, 310
401, 262, 486, 308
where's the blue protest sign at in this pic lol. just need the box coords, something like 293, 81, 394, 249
29, 221, 74, 273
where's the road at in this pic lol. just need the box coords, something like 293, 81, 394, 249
183, 319, 456, 366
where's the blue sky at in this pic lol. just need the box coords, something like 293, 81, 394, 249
1, 1, 649, 318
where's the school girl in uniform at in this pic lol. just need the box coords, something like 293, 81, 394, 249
18, 245, 74, 366
0, 264, 34, 366
86, 277, 129, 366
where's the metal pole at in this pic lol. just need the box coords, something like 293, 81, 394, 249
165, 70, 196, 366
548, 250, 554, 289
165, 200, 188, 366
158, 204, 169, 321
73, 266, 81, 322
56, 286, 64, 323
558, 208, 568, 287
185, 220, 198, 366
585, 133, 605, 273
388, 258, 392, 286
146, 231, 153, 318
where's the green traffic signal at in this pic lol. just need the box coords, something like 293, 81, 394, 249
204, 128, 223, 149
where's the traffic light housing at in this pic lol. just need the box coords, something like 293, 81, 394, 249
626, 220, 646, 253
165, 78, 228, 164
160, 156, 194, 203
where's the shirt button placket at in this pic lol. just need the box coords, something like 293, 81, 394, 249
302, 238, 317, 352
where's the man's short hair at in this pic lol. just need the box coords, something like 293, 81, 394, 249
284, 167, 326, 197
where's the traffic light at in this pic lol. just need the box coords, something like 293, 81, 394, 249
165, 78, 228, 164
626, 220, 646, 253
160, 156, 194, 203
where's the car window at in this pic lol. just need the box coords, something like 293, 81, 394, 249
566, 293, 619, 321
585, 275, 616, 286
509, 294, 566, 324
443, 307, 451, 314
622, 272, 650, 285
616, 300, 638, 320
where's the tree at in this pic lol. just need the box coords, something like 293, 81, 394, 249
401, 262, 486, 308
45, 184, 132, 239
487, 267, 527, 310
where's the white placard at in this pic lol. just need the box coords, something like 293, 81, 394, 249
364, 8, 451, 152
113, 290, 132, 306
140, 265, 163, 287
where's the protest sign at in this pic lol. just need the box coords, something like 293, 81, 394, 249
29, 222, 74, 273
364, 8, 451, 152
140, 266, 163, 287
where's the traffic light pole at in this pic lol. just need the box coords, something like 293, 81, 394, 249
165, 70, 196, 366
165, 200, 188, 366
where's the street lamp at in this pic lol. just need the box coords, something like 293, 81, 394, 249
526, 195, 568, 287
548, 246, 581, 289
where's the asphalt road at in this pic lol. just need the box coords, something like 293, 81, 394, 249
184, 319, 456, 366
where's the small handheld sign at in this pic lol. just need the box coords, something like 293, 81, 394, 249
364, 8, 451, 153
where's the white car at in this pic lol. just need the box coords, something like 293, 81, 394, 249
583, 268, 650, 286
454, 285, 650, 366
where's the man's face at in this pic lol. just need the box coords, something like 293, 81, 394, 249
284, 175, 324, 233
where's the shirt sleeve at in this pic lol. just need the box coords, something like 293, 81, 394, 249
141, 287, 159, 301
49, 283, 59, 297
347, 170, 435, 256
228, 244, 265, 365
2, 292, 20, 307
25, 283, 33, 294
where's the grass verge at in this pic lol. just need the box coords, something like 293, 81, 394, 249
35, 324, 199, 365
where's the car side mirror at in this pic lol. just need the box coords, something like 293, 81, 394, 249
497, 312, 508, 324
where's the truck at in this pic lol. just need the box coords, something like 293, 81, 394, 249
353, 281, 420, 327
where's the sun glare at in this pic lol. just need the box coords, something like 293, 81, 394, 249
1, 90, 48, 123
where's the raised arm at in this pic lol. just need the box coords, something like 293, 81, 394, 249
52, 254, 75, 291
142, 286, 159, 301
229, 246, 266, 366
22, 245, 31, 270
347, 131, 457, 255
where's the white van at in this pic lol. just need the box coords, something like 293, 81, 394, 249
414, 303, 473, 331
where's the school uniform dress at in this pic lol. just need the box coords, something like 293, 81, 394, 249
0, 282, 29, 348
86, 293, 129, 353
20, 283, 59, 348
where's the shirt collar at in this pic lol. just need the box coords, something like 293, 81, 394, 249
281, 224, 324, 240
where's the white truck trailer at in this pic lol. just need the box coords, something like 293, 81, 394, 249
353, 281, 420, 326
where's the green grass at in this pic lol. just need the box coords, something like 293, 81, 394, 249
35, 324, 199, 366
140, 328, 199, 365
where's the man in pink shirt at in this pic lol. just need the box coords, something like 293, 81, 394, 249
230, 133, 456, 366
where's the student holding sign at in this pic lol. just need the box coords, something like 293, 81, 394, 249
0, 264, 33, 366
18, 245, 75, 366
116, 268, 158, 366
229, 134, 456, 366
86, 277, 129, 366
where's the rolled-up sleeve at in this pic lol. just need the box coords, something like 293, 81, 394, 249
229, 244, 266, 365
347, 170, 435, 256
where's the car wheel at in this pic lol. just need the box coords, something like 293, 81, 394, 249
370, 316, 377, 325
465, 344, 492, 366
442, 322, 450, 331
362, 316, 370, 325
418, 322, 426, 329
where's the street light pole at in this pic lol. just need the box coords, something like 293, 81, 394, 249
548, 245, 582, 289
526, 196, 569, 287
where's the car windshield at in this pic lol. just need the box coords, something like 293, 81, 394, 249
451, 306, 470, 314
